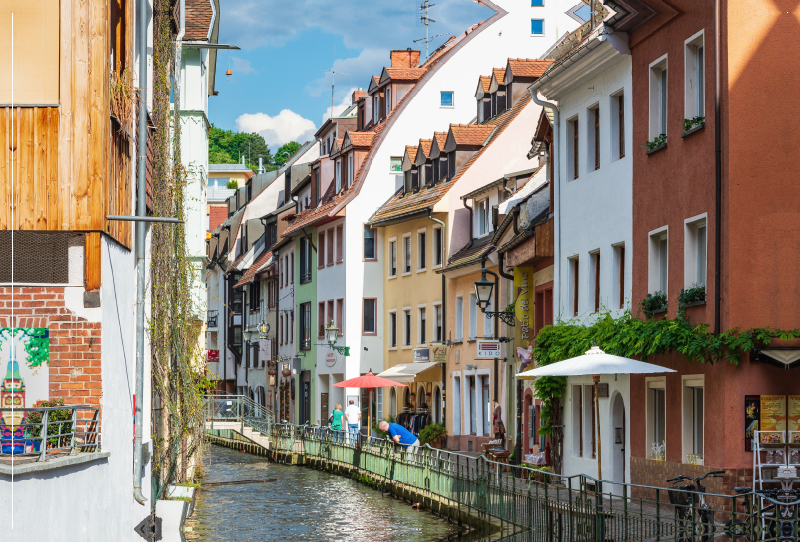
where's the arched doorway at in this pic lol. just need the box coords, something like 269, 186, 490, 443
523, 389, 534, 453
611, 392, 626, 484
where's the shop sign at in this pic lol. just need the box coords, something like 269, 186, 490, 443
259, 339, 271, 361
432, 345, 447, 364
476, 340, 501, 358
744, 395, 800, 451
325, 351, 337, 367
514, 266, 534, 364
414, 348, 430, 362
206, 350, 219, 362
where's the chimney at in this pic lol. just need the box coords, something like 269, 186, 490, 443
241, 156, 245, 165
258, 157, 265, 174
352, 88, 367, 104
390, 49, 421, 69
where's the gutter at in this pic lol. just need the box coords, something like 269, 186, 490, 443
526, 88, 560, 322
714, 0, 722, 334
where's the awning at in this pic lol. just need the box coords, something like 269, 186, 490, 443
376, 362, 441, 383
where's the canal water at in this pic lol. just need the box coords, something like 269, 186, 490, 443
185, 444, 463, 541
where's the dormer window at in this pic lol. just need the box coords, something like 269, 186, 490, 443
385, 87, 392, 117
335, 159, 342, 193
477, 198, 491, 236
424, 163, 433, 186
347, 154, 354, 188
447, 151, 456, 181
373, 96, 380, 124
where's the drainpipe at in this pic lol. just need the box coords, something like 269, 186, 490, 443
426, 209, 447, 424
462, 198, 473, 242
713, 0, 722, 335
528, 88, 560, 318
133, 0, 150, 506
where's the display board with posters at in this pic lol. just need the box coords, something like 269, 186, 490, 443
744, 394, 800, 450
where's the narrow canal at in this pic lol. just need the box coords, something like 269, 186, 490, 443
185, 444, 463, 541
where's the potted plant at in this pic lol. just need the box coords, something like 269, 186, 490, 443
25, 398, 73, 452
418, 423, 447, 449
682, 116, 705, 136
677, 284, 706, 318
640, 291, 668, 318
642, 133, 667, 153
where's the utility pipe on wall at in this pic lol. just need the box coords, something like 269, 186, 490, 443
714, 0, 722, 335
133, 0, 149, 506
427, 209, 447, 424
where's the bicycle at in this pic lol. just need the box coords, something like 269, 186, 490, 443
666, 470, 725, 542
725, 486, 800, 541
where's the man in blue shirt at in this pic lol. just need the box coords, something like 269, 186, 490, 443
378, 420, 420, 455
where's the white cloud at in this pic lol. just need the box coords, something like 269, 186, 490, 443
322, 87, 359, 123
236, 110, 318, 147
231, 57, 255, 74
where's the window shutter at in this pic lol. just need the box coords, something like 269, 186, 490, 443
336, 225, 344, 261
404, 237, 411, 271
436, 305, 442, 327
318, 231, 325, 267
391, 241, 397, 274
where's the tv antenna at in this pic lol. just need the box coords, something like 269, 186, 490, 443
325, 45, 349, 120
414, 1, 447, 59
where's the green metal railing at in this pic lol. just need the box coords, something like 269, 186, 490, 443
204, 395, 275, 439
266, 425, 795, 542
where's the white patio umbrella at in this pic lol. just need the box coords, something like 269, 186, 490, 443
516, 341, 676, 481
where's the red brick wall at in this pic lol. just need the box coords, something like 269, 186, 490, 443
0, 287, 102, 411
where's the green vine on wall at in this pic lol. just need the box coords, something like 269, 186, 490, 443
532, 309, 800, 445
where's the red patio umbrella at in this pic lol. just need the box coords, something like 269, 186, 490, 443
333, 370, 406, 438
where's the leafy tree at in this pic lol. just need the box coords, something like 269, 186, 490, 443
273, 141, 301, 167
226, 180, 238, 189
208, 124, 277, 172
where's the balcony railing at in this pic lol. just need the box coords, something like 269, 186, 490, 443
0, 406, 100, 462
207, 310, 218, 328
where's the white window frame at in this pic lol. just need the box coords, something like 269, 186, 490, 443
612, 242, 626, 310
568, 256, 580, 316
388, 237, 398, 279
682, 374, 704, 464
649, 54, 668, 140
402, 233, 412, 276
373, 95, 380, 124
589, 249, 601, 313
566, 115, 579, 181
454, 295, 464, 342
402, 307, 412, 349
335, 159, 342, 193
417, 227, 427, 272
432, 226, 444, 268
476, 198, 491, 237
417, 304, 427, 347
610, 89, 625, 162
440, 91, 454, 108
648, 226, 669, 295
646, 377, 667, 458
684, 30, 705, 121
433, 301, 443, 343
388, 309, 398, 350
390, 156, 402, 174
347, 153, 354, 187
385, 87, 392, 117
530, 18, 545, 36
452, 373, 462, 435
469, 292, 478, 340
587, 103, 600, 173
684, 213, 708, 289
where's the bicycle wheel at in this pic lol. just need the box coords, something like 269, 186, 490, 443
695, 509, 714, 542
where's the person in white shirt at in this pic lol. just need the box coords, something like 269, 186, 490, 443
344, 399, 361, 444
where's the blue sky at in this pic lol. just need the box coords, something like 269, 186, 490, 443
210, 0, 493, 147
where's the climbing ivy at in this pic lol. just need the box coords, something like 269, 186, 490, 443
532, 309, 800, 440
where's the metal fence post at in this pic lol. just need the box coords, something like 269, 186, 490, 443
69, 408, 78, 455
39, 410, 49, 461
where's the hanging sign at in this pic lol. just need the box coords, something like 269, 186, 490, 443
414, 348, 430, 362
206, 350, 219, 362
476, 340, 501, 358
514, 266, 534, 364
325, 351, 337, 367
432, 345, 448, 364
259, 339, 271, 361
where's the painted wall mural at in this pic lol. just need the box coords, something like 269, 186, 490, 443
0, 328, 50, 454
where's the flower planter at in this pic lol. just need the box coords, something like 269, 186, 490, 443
684, 300, 706, 308
681, 123, 704, 138
645, 142, 667, 155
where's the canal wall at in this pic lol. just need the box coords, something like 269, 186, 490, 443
204, 432, 505, 537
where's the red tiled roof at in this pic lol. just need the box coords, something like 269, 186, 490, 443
478, 75, 491, 93
183, 0, 213, 41
282, 183, 345, 237
492, 68, 506, 86
347, 132, 375, 148
369, 93, 532, 225
209, 205, 227, 232
226, 250, 248, 275
449, 124, 496, 147
405, 145, 418, 159
384, 68, 426, 82
234, 251, 274, 288
416, 139, 432, 160
432, 132, 448, 153
506, 58, 554, 79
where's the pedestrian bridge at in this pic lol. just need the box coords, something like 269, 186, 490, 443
204, 396, 761, 541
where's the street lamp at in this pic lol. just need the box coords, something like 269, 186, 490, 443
325, 321, 350, 357
473, 267, 515, 327
473, 269, 494, 310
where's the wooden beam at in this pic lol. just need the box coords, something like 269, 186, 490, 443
85, 231, 101, 291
